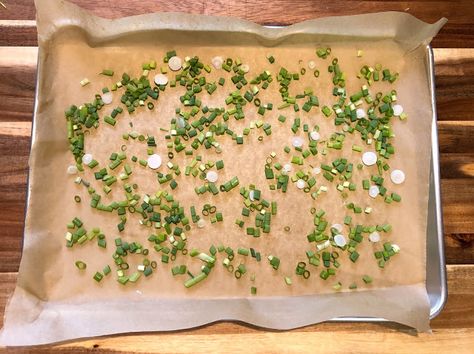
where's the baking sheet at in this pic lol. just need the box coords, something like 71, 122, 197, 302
0, 0, 446, 345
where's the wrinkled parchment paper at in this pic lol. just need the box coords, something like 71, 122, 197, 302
1, 0, 446, 345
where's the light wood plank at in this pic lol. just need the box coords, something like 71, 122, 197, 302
0, 121, 31, 136
0, 47, 36, 123
58, 329, 474, 354
435, 48, 474, 75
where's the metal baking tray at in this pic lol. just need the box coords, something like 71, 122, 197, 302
28, 39, 446, 324
333, 45, 447, 322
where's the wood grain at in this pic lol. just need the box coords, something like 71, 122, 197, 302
0, 46, 36, 123
64, 329, 474, 354
0, 273, 16, 330
0, 20, 37, 47
441, 179, 474, 235
0, 265, 472, 352
0, 120, 28, 273
8, 329, 474, 353
445, 233, 474, 265
434, 49, 474, 121
437, 121, 474, 154
440, 154, 474, 179
0, 1, 474, 47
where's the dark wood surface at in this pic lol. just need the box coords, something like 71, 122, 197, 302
1, 0, 474, 47
0, 1, 473, 352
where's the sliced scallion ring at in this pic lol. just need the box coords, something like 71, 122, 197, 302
390, 169, 406, 184
75, 261, 87, 270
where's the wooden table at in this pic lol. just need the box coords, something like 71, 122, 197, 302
1, 1, 473, 352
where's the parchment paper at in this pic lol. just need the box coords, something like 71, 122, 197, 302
0, 0, 446, 345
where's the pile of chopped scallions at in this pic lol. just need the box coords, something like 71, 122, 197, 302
65, 47, 405, 293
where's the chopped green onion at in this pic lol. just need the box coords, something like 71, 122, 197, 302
362, 275, 373, 284
184, 272, 208, 288
101, 69, 114, 76
80, 78, 90, 86
93, 272, 103, 282
75, 261, 87, 270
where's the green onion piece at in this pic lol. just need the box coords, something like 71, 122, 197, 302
238, 248, 249, 256
93, 272, 103, 282
103, 265, 111, 275
184, 272, 208, 288
75, 261, 87, 270
80, 78, 90, 86
391, 193, 401, 202
104, 116, 116, 126
362, 275, 373, 284
350, 251, 359, 262
129, 272, 141, 283
268, 255, 280, 270
101, 69, 114, 76
216, 160, 224, 170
